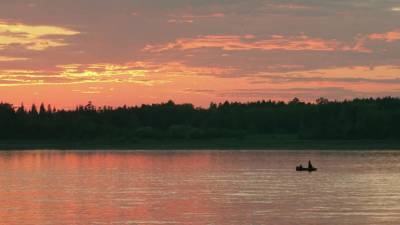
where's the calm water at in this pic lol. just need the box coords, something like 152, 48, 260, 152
1, 150, 400, 225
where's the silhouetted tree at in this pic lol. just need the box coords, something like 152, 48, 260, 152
0, 98, 398, 141
316, 97, 329, 105
16, 103, 25, 115
289, 97, 301, 105
39, 103, 46, 115
47, 104, 52, 114
30, 104, 38, 116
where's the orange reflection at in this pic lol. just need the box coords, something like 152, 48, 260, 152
1, 151, 400, 225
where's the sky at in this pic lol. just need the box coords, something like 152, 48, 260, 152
1, 0, 400, 108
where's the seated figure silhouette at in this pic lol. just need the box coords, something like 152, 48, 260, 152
308, 160, 313, 169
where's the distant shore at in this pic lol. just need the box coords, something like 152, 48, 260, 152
1, 136, 400, 150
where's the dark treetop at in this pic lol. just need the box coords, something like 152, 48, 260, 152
1, 97, 400, 142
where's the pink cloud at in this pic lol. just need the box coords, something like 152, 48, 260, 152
143, 34, 361, 53
368, 29, 400, 42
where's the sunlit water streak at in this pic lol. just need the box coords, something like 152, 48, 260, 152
0, 150, 400, 225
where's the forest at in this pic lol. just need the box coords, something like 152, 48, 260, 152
0, 97, 400, 143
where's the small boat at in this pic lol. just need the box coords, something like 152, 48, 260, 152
297, 160, 317, 172
296, 166, 317, 172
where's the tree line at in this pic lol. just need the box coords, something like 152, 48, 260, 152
0, 97, 400, 142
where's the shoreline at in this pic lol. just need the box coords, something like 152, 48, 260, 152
1, 138, 400, 151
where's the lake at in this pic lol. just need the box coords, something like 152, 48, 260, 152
0, 150, 399, 225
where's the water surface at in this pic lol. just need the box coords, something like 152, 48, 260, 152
1, 150, 399, 225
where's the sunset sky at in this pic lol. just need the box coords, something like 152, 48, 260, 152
1, 0, 400, 108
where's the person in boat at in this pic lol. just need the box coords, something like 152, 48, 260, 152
299, 164, 303, 169
308, 160, 313, 169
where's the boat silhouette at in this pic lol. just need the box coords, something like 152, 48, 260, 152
296, 161, 317, 172
296, 166, 317, 172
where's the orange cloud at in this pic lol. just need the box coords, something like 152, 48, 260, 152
0, 61, 235, 86
0, 21, 79, 51
368, 29, 400, 42
0, 56, 28, 61
143, 34, 359, 52
256, 65, 400, 84
168, 13, 225, 23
